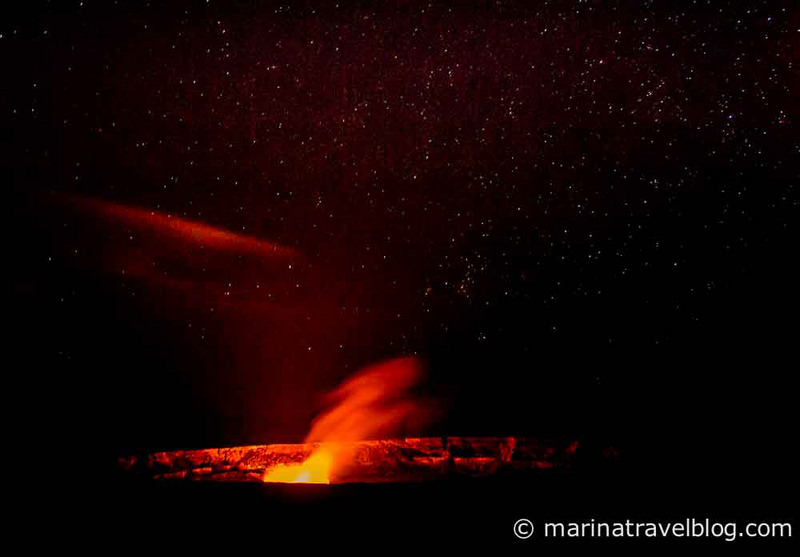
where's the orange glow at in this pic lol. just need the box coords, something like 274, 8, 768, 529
306, 356, 426, 444
67, 195, 299, 258
262, 357, 432, 484
262, 449, 333, 484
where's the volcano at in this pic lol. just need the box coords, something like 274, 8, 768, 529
119, 437, 586, 484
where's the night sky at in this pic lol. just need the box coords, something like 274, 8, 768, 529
7, 1, 798, 479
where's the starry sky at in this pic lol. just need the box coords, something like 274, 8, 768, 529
7, 1, 799, 472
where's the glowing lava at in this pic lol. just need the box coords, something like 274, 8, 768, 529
261, 356, 433, 484
262, 449, 333, 484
